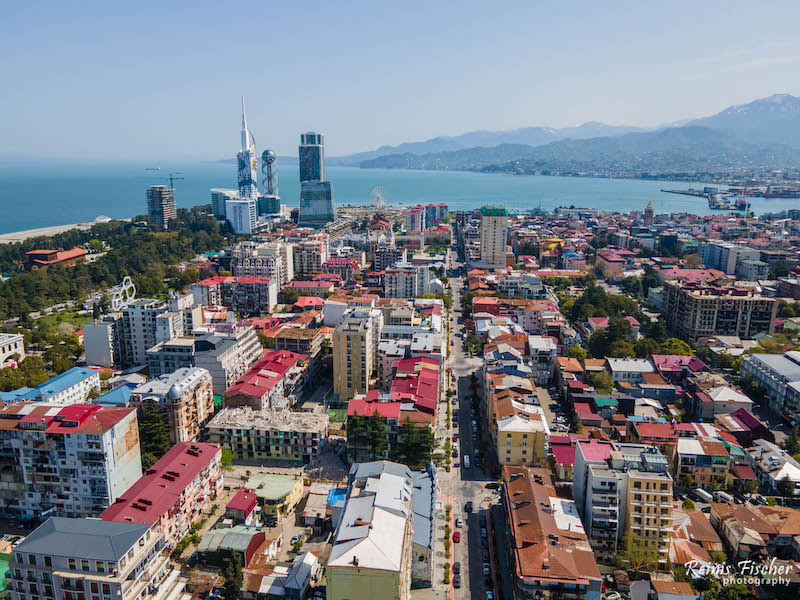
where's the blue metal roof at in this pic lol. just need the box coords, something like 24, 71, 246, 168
0, 367, 97, 402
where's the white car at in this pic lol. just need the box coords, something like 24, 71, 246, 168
456, 517, 463, 528
604, 592, 622, 600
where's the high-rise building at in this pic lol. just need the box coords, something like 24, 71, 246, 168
257, 194, 281, 216
384, 262, 438, 298
225, 197, 257, 234
237, 98, 258, 201
332, 308, 381, 401
299, 132, 324, 182
121, 299, 182, 366
145, 185, 176, 229
298, 132, 336, 225
479, 206, 509, 268
224, 240, 294, 288
0, 403, 142, 518
210, 188, 238, 220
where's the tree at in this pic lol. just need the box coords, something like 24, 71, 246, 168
660, 338, 693, 356
587, 371, 614, 394
777, 475, 795, 497
320, 337, 332, 355
257, 332, 276, 349
609, 339, 635, 358
368, 410, 388, 458
92, 302, 100, 319
682, 498, 695, 510
683, 253, 703, 268
222, 554, 243, 600
567, 346, 587, 361
138, 402, 172, 469
279, 288, 300, 305
783, 428, 800, 455
634, 338, 661, 358
710, 550, 727, 564
621, 529, 660, 580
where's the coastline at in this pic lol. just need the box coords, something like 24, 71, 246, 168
0, 219, 130, 245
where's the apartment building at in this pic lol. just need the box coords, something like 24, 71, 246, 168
8, 518, 170, 600
490, 389, 550, 467
327, 462, 414, 600
496, 271, 546, 300
122, 299, 183, 366
373, 245, 407, 271
384, 262, 437, 299
661, 280, 777, 341
292, 232, 330, 275
147, 323, 262, 394
84, 314, 126, 368
0, 333, 25, 368
528, 336, 558, 385
224, 240, 294, 289
0, 403, 142, 519
0, 367, 100, 404
698, 240, 760, 275
129, 368, 215, 444
272, 326, 325, 376
675, 436, 730, 489
322, 258, 359, 282
479, 206, 509, 269
740, 350, 800, 414
223, 349, 309, 411
206, 406, 329, 464
503, 467, 602, 600
189, 276, 277, 316
100, 442, 222, 548
573, 441, 674, 560
333, 308, 381, 401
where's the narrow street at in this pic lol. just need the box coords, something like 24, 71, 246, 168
434, 262, 503, 599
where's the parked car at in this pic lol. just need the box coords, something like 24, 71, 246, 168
483, 563, 491, 575
456, 517, 463, 528
479, 514, 487, 527
486, 593, 494, 600
481, 527, 487, 538
290, 533, 303, 545
453, 562, 461, 574
485, 482, 500, 489
482, 548, 489, 560
604, 592, 622, 600
464, 501, 473, 513
452, 448, 459, 458
453, 574, 461, 589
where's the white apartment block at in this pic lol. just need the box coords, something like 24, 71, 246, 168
0, 333, 25, 368
9, 518, 170, 600
0, 403, 142, 518
293, 233, 330, 275
384, 262, 434, 299
229, 240, 294, 288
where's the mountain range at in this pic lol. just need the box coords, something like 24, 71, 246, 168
335, 94, 800, 174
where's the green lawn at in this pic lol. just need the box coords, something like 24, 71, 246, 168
35, 308, 93, 332
327, 408, 348, 422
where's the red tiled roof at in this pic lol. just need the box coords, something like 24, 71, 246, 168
227, 487, 259, 513
100, 442, 220, 526
224, 349, 308, 399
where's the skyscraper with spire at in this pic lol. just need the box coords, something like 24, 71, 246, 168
237, 97, 258, 201
643, 200, 654, 227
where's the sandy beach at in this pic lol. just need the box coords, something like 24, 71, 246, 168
0, 218, 131, 244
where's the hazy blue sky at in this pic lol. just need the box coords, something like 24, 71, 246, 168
4, 1, 800, 159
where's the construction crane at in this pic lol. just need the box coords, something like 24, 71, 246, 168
165, 172, 184, 189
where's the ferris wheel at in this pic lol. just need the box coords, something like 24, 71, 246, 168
369, 185, 389, 208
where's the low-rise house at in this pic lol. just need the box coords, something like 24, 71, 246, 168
196, 526, 266, 567
227, 487, 260, 526
692, 385, 753, 421
748, 439, 800, 496
242, 551, 319, 600
606, 358, 654, 383
715, 408, 774, 446
244, 473, 305, 517
649, 581, 700, 600
100, 442, 222, 548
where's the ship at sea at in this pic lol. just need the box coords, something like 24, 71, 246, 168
762, 186, 800, 199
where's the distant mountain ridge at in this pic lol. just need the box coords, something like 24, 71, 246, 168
353, 94, 800, 174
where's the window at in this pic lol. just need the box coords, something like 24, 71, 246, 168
68, 559, 76, 570
44, 557, 52, 567
29, 555, 37, 566
90, 584, 99, 594
81, 561, 89, 572
96, 562, 104, 573
102, 585, 110, 596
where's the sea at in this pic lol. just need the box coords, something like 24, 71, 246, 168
0, 159, 796, 235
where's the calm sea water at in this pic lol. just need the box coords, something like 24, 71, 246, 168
0, 160, 795, 235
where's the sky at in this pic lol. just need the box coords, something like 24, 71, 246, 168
4, 1, 800, 160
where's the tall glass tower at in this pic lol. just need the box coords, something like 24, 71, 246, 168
237, 98, 258, 200
299, 132, 324, 182
298, 132, 336, 225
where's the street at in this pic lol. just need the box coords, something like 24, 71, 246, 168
433, 263, 508, 600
